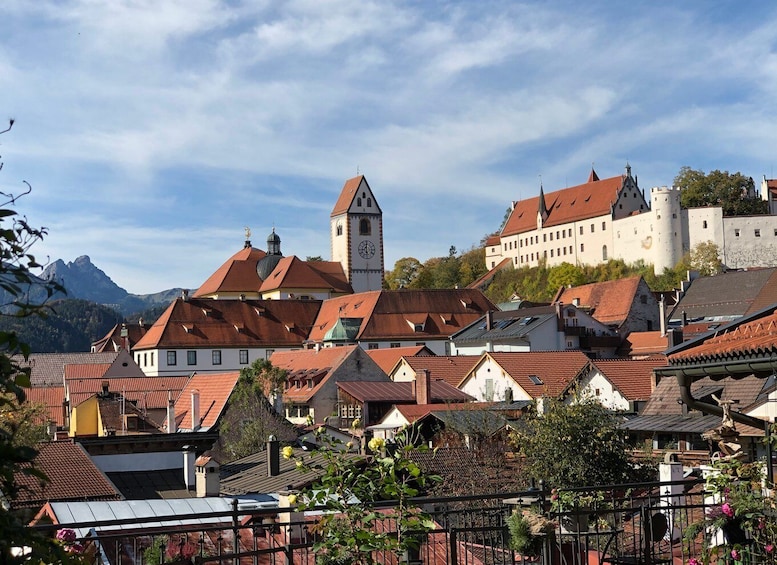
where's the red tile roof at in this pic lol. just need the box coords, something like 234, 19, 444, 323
134, 297, 322, 349
12, 441, 122, 509
473, 351, 591, 396
366, 345, 433, 374
668, 308, 777, 364
258, 255, 352, 294
554, 276, 643, 327
331, 175, 366, 216
63, 363, 112, 380
193, 245, 266, 297
65, 376, 190, 410
91, 322, 149, 353
337, 380, 473, 403
24, 386, 66, 427
618, 331, 669, 357
23, 352, 125, 387
502, 173, 626, 236
590, 357, 666, 401
174, 372, 240, 431
399, 355, 480, 387
467, 257, 512, 290
308, 289, 496, 343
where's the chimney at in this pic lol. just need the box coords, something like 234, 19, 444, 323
191, 389, 200, 430
416, 369, 431, 405
183, 446, 196, 490
681, 311, 688, 327
267, 436, 280, 477
659, 297, 667, 336
182, 289, 189, 301
504, 388, 514, 404
195, 453, 220, 497
120, 323, 129, 352
485, 310, 493, 331
167, 390, 176, 433
101, 380, 109, 396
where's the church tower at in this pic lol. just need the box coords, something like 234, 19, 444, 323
330, 175, 384, 293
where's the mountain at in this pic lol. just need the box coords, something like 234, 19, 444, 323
41, 255, 187, 316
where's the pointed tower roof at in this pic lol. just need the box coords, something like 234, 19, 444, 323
588, 167, 600, 183
538, 184, 548, 221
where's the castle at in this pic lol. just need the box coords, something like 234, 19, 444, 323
486, 165, 777, 274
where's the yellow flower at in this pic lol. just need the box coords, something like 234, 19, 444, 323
317, 426, 325, 435
282, 446, 294, 459
288, 494, 297, 505
346, 441, 354, 450
351, 418, 361, 429
295, 460, 304, 469
368, 437, 385, 452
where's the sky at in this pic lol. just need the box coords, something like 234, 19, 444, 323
2, 1, 777, 295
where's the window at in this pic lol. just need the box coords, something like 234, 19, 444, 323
150, 352, 154, 366
357, 197, 362, 206
755, 229, 761, 237
543, 234, 547, 242
239, 350, 249, 364
556, 231, 560, 239
485, 379, 494, 401
359, 218, 371, 235
590, 224, 595, 233
602, 222, 606, 231
703, 220, 708, 229
602, 245, 608, 261
580, 243, 584, 252
187, 351, 197, 365
550, 249, 554, 257
143, 353, 147, 367
390, 342, 401, 348
549, 233, 553, 241
735, 229, 741, 237
212, 350, 222, 365
167, 351, 177, 366
368, 343, 379, 350
367, 198, 372, 207
336, 223, 343, 236
265, 349, 275, 360
579, 226, 583, 235
308, 379, 313, 390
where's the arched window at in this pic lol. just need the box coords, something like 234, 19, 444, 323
357, 197, 362, 206
367, 198, 372, 207
359, 218, 371, 235
602, 245, 608, 261
336, 223, 343, 236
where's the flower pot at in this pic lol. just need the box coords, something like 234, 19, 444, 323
560, 512, 589, 534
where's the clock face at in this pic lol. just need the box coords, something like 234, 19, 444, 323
358, 240, 376, 259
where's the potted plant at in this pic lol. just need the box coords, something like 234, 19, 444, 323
549, 489, 606, 533
508, 510, 556, 559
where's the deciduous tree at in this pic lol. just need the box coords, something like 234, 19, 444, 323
675, 167, 767, 216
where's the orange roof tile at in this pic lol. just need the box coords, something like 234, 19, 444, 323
337, 380, 473, 403
272, 346, 360, 403
331, 175, 366, 216
63, 363, 112, 380
366, 345, 433, 374
193, 245, 266, 297
24, 386, 65, 427
91, 322, 149, 353
502, 174, 626, 236
401, 356, 480, 387
258, 256, 352, 294
308, 289, 495, 343
467, 257, 512, 290
478, 351, 591, 397
590, 357, 666, 401
554, 276, 643, 326
618, 331, 669, 357
174, 372, 240, 431
66, 376, 190, 409
12, 441, 122, 509
668, 308, 777, 364
134, 297, 322, 350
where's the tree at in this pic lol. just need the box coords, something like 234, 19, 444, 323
512, 395, 637, 489
216, 359, 295, 461
688, 241, 724, 276
305, 255, 323, 262
0, 119, 71, 563
385, 257, 423, 289
547, 262, 586, 295
675, 167, 767, 216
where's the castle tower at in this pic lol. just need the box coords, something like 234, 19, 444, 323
330, 176, 384, 293
651, 186, 684, 273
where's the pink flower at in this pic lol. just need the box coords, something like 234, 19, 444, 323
56, 529, 77, 543
766, 544, 774, 554
65, 543, 85, 554
721, 502, 734, 518
688, 558, 702, 565
758, 517, 767, 530
730, 549, 740, 560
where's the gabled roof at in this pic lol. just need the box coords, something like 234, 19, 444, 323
553, 276, 644, 327
12, 441, 123, 509
451, 305, 557, 344
617, 331, 669, 357
366, 345, 433, 374
308, 289, 496, 343
667, 268, 777, 323
337, 380, 473, 403
589, 356, 666, 401
134, 297, 322, 350
397, 355, 480, 387
331, 175, 382, 216
23, 352, 129, 387
468, 351, 591, 397
91, 393, 164, 434
193, 245, 266, 297
258, 256, 352, 294
24, 386, 66, 427
467, 257, 512, 291
501, 173, 627, 236
91, 322, 149, 353
174, 372, 240, 431
418, 408, 508, 437
63, 363, 112, 380
66, 376, 189, 410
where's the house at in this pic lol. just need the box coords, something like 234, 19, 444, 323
577, 356, 667, 413
366, 344, 434, 374
22, 350, 143, 388
258, 255, 353, 300
666, 267, 777, 329
68, 382, 165, 438
11, 441, 123, 514
173, 372, 241, 433
91, 321, 149, 353
616, 331, 670, 358
553, 276, 661, 336
193, 238, 268, 300
270, 345, 390, 426
306, 288, 496, 354
488, 165, 777, 274
132, 296, 322, 376
450, 303, 618, 356
389, 354, 479, 386
336, 369, 474, 429
458, 351, 592, 403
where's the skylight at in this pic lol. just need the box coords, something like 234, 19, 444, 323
528, 375, 543, 385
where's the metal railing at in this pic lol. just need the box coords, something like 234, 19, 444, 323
29, 478, 769, 565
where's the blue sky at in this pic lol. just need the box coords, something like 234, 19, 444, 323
2, 1, 777, 294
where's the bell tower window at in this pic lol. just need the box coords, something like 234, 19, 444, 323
359, 218, 371, 235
